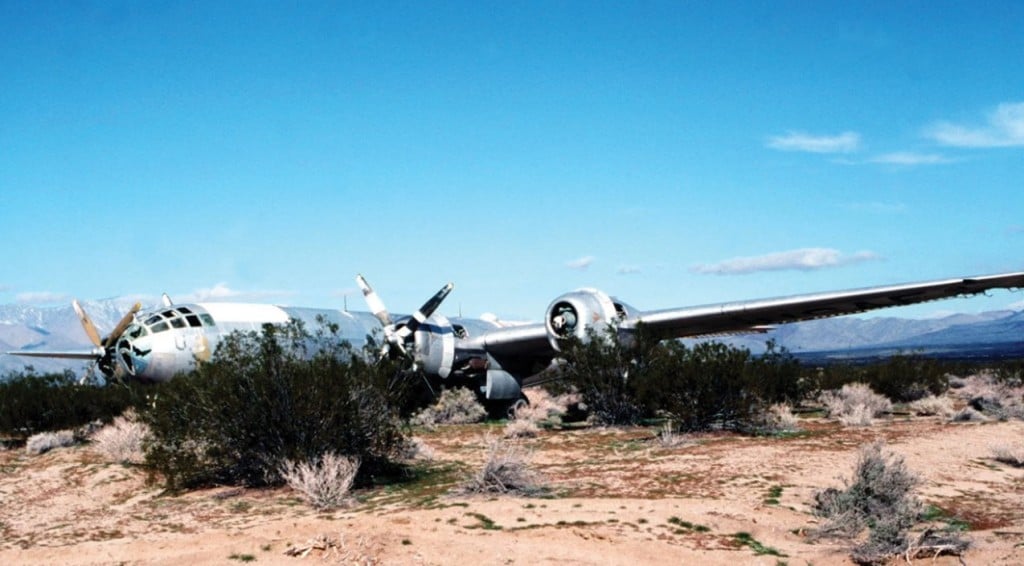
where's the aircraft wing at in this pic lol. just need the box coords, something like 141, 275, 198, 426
626, 272, 1024, 339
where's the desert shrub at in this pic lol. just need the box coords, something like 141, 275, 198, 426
142, 321, 412, 490
990, 443, 1024, 467
818, 383, 892, 426
812, 443, 922, 561
0, 370, 148, 439
810, 355, 953, 403
907, 395, 955, 418
279, 452, 360, 510
91, 409, 150, 464
410, 388, 487, 426
513, 388, 576, 427
461, 435, 544, 495
25, 429, 76, 455
753, 403, 801, 434
557, 326, 802, 430
953, 373, 1024, 421
950, 406, 986, 422
503, 418, 540, 439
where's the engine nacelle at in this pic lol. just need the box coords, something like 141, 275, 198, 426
544, 288, 622, 351
412, 314, 456, 378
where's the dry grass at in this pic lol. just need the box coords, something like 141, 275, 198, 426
756, 403, 801, 434
503, 418, 540, 439
990, 443, 1024, 467
25, 430, 75, 455
279, 453, 361, 510
461, 435, 544, 496
90, 410, 150, 465
951, 373, 1024, 421
818, 382, 892, 427
907, 395, 956, 418
410, 388, 487, 427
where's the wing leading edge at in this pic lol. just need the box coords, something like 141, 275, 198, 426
626, 272, 1024, 339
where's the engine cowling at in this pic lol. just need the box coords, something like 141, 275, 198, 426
544, 288, 621, 351
411, 314, 456, 378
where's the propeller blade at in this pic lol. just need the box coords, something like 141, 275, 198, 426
72, 299, 103, 348
395, 282, 454, 340
104, 302, 142, 347
355, 274, 393, 326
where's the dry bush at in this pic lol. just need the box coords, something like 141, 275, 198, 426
90, 409, 150, 464
819, 382, 892, 426
907, 395, 955, 418
950, 406, 986, 423
812, 443, 922, 560
25, 429, 75, 455
990, 443, 1024, 467
513, 388, 578, 427
410, 388, 487, 427
279, 453, 361, 510
754, 403, 801, 434
396, 437, 436, 461
503, 418, 540, 439
654, 420, 692, 448
951, 373, 1024, 421
462, 435, 544, 495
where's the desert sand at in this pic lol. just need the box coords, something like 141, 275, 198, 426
2, 415, 1023, 565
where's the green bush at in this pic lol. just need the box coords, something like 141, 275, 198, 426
809, 354, 951, 403
142, 321, 414, 490
556, 326, 802, 430
0, 369, 148, 439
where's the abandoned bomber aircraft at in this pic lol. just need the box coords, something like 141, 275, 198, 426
8, 272, 1024, 405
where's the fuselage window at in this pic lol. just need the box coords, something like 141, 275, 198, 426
150, 321, 169, 334
199, 314, 216, 326
169, 317, 186, 329
186, 314, 202, 327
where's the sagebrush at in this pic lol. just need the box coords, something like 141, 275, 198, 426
462, 435, 544, 495
279, 452, 361, 509
91, 409, 150, 464
410, 388, 487, 427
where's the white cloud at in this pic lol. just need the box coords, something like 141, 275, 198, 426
16, 291, 71, 305
927, 102, 1024, 147
845, 201, 907, 214
616, 265, 641, 275
868, 152, 952, 165
766, 131, 861, 153
180, 283, 294, 303
566, 256, 595, 270
691, 248, 881, 275
1008, 299, 1024, 311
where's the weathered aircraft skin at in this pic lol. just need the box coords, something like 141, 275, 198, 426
9, 272, 1024, 402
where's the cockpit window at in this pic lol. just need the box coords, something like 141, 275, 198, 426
127, 325, 149, 339
200, 314, 215, 326
151, 321, 169, 334
178, 307, 193, 314
145, 315, 162, 326
186, 314, 201, 327
169, 317, 186, 329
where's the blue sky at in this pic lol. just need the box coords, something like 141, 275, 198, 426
2, 1, 1023, 320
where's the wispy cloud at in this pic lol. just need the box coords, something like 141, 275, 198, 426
868, 152, 952, 165
1009, 299, 1024, 311
766, 131, 861, 153
180, 283, 295, 303
616, 265, 641, 275
16, 291, 71, 305
0, 284, 11, 293
566, 256, 595, 270
692, 248, 880, 275
927, 101, 1024, 147
845, 201, 907, 214
1007, 225, 1024, 235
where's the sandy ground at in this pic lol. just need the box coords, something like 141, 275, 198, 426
2, 415, 1023, 565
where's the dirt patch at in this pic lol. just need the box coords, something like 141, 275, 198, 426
2, 417, 1023, 564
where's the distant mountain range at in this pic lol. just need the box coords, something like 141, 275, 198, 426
2, 299, 1022, 377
